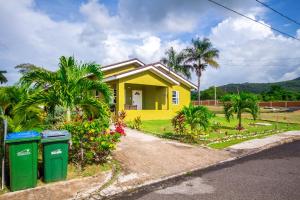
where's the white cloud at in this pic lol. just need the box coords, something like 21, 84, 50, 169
1, 0, 299, 89
297, 29, 300, 39
133, 36, 162, 62
0, 0, 189, 84
199, 16, 300, 89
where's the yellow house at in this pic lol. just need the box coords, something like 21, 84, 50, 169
99, 58, 197, 121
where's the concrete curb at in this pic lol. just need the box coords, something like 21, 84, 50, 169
0, 171, 112, 200
102, 133, 300, 199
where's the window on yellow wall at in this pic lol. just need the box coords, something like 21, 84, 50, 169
172, 91, 179, 104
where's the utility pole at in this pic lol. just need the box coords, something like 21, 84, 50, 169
214, 85, 217, 106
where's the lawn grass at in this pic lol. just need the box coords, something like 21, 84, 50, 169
132, 114, 300, 149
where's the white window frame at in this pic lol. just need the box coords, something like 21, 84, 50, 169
172, 91, 179, 105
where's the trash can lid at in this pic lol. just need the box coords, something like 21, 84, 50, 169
41, 130, 71, 142
5, 131, 40, 143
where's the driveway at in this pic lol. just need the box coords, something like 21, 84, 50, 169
112, 128, 231, 187
112, 140, 300, 200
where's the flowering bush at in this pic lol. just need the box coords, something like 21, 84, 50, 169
113, 110, 126, 135
64, 119, 121, 169
115, 121, 126, 135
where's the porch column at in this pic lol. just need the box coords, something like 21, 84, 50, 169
167, 87, 172, 110
116, 80, 125, 112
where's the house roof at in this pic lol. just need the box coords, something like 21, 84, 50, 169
104, 65, 180, 85
101, 58, 144, 72
97, 58, 197, 89
153, 63, 197, 89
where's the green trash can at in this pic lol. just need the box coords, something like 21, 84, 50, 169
5, 131, 40, 191
41, 130, 70, 183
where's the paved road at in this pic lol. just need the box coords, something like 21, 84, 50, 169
111, 141, 300, 200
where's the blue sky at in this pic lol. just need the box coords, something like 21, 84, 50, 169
1, 0, 300, 89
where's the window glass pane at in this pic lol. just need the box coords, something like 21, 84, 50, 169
172, 91, 179, 104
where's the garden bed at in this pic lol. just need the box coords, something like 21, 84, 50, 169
128, 116, 300, 149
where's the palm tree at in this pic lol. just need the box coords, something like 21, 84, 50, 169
184, 38, 219, 102
0, 70, 7, 84
0, 86, 44, 132
0, 86, 22, 116
17, 56, 112, 122
222, 93, 259, 130
161, 47, 191, 79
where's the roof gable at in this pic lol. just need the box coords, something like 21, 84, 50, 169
153, 63, 197, 89
104, 65, 179, 85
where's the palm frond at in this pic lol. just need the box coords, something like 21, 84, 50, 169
0, 71, 7, 84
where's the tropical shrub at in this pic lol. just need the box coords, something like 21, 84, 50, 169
172, 112, 187, 134
222, 93, 259, 130
64, 119, 121, 169
131, 116, 142, 130
181, 104, 214, 133
0, 86, 44, 132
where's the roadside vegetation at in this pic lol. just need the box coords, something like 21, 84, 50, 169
0, 56, 125, 175
131, 115, 299, 149
128, 97, 300, 149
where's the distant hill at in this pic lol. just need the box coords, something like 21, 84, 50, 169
217, 77, 300, 94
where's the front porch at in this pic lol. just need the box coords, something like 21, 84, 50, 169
123, 83, 168, 110
108, 82, 175, 120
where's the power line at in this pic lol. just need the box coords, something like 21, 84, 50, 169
207, 0, 300, 42
256, 0, 300, 26
219, 57, 300, 62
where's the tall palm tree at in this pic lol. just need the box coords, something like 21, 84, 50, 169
184, 38, 219, 102
161, 47, 191, 79
0, 70, 7, 84
222, 93, 259, 130
17, 56, 111, 122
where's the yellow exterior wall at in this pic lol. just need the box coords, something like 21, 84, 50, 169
104, 64, 138, 77
108, 70, 191, 121
125, 110, 176, 121
170, 84, 191, 112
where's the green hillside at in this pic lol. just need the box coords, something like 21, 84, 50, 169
192, 77, 300, 101
218, 77, 300, 93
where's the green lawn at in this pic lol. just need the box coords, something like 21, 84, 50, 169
129, 115, 300, 149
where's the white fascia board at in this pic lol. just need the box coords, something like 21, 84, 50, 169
101, 59, 144, 72
154, 63, 198, 89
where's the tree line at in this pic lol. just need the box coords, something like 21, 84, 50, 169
193, 85, 300, 101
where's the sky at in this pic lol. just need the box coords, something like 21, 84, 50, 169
1, 0, 300, 89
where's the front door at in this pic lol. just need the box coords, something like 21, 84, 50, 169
132, 90, 142, 110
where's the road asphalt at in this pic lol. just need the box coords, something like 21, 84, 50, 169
109, 140, 300, 200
